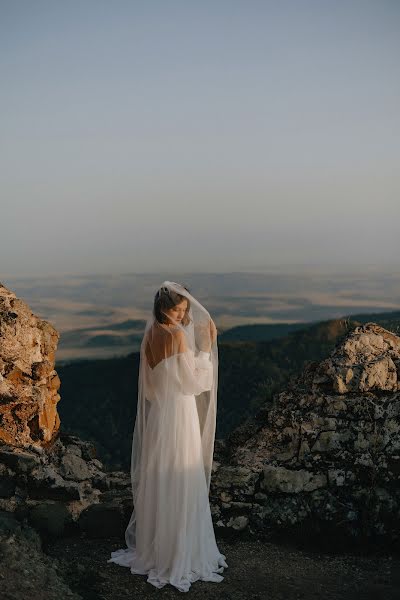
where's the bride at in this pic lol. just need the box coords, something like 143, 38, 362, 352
107, 280, 228, 592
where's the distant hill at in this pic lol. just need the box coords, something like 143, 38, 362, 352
219, 321, 316, 341
55, 309, 400, 363
56, 310, 400, 471
57, 319, 146, 360
219, 310, 400, 342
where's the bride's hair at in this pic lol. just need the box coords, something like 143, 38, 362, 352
153, 284, 191, 326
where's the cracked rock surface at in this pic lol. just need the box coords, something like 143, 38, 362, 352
0, 282, 61, 447
210, 323, 400, 542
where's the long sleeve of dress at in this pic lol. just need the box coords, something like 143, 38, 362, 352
175, 349, 213, 396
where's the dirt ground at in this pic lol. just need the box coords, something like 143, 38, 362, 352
45, 532, 400, 600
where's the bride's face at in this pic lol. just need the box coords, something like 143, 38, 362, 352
164, 299, 188, 325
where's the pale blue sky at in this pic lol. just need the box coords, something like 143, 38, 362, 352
1, 0, 399, 277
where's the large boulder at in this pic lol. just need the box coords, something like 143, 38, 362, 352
210, 323, 400, 544
0, 282, 61, 447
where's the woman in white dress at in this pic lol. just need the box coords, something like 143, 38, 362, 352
107, 280, 228, 592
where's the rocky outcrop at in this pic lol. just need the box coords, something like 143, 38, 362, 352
0, 284, 132, 543
0, 282, 61, 446
0, 432, 131, 538
1, 280, 399, 551
210, 323, 400, 543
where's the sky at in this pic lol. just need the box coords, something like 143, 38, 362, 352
1, 0, 399, 277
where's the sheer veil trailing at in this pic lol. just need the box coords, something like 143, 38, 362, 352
113, 280, 224, 585
125, 280, 218, 550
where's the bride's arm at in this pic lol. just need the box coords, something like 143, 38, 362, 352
194, 318, 217, 352
173, 331, 213, 395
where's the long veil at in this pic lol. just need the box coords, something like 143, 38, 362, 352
124, 280, 219, 551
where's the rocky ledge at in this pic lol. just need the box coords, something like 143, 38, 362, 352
0, 431, 132, 539
210, 323, 400, 545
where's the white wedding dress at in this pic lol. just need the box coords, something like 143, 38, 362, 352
107, 349, 228, 593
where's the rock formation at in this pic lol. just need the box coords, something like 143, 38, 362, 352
1, 280, 399, 550
0, 282, 61, 446
210, 323, 400, 543
0, 430, 128, 599
0, 432, 130, 538
0, 283, 131, 540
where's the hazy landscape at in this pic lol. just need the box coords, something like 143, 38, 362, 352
3, 265, 399, 473
3, 265, 399, 363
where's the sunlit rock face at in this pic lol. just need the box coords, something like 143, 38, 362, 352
315, 322, 400, 394
0, 282, 61, 447
210, 323, 400, 542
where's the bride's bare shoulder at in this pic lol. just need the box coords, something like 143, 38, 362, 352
171, 327, 188, 353
148, 323, 188, 354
